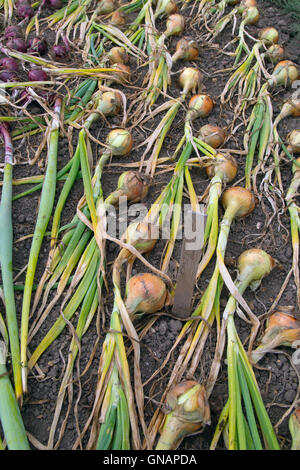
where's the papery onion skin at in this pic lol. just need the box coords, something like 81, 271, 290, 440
3, 26, 22, 39
108, 46, 129, 65
0, 58, 19, 72
206, 153, 237, 183
172, 38, 199, 63
198, 124, 226, 149
98, 91, 122, 117
27, 37, 48, 56
186, 94, 214, 121
268, 60, 299, 87
179, 67, 203, 95
106, 128, 133, 156
52, 44, 69, 60
105, 171, 149, 206
125, 272, 169, 317
164, 14, 185, 37
221, 186, 256, 217
6, 38, 27, 53
27, 69, 49, 82
110, 10, 127, 26
258, 27, 279, 45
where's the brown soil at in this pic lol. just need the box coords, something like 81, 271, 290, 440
1, 0, 300, 452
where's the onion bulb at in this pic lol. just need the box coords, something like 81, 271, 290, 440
198, 124, 226, 149
109, 63, 131, 84
265, 44, 285, 64
6, 38, 27, 52
206, 153, 237, 182
251, 306, 300, 364
15, 0, 34, 19
27, 69, 49, 82
156, 380, 210, 450
125, 273, 171, 319
52, 44, 69, 60
122, 221, 158, 259
110, 10, 127, 26
0, 58, 19, 72
236, 248, 275, 291
106, 128, 133, 156
108, 46, 128, 65
97, 0, 116, 14
179, 67, 203, 95
164, 14, 185, 37
27, 37, 48, 55
98, 91, 122, 117
268, 60, 299, 88
172, 38, 199, 63
3, 26, 22, 39
242, 5, 260, 25
258, 27, 279, 45
0, 71, 18, 82
186, 94, 213, 121
221, 186, 256, 218
286, 130, 300, 154
105, 171, 149, 206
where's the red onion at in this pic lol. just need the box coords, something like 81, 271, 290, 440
16, 1, 34, 19
6, 38, 27, 52
52, 44, 69, 60
27, 37, 48, 55
0, 58, 19, 72
28, 69, 49, 81
0, 71, 18, 82
3, 26, 22, 40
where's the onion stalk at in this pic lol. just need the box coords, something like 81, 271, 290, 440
210, 248, 280, 450
0, 341, 30, 450
20, 96, 62, 394
244, 60, 299, 192
0, 124, 22, 401
285, 157, 300, 308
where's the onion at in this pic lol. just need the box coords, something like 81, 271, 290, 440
0, 71, 18, 82
237, 248, 275, 290
178, 67, 203, 95
238, 0, 256, 12
16, 1, 34, 19
122, 221, 158, 258
6, 38, 27, 52
251, 306, 300, 364
105, 171, 149, 206
0, 58, 19, 72
98, 91, 122, 117
265, 44, 285, 64
97, 0, 116, 15
3, 26, 22, 40
52, 44, 69, 60
267, 60, 299, 87
221, 186, 256, 218
242, 6, 260, 25
164, 14, 185, 37
156, 380, 210, 450
286, 130, 300, 154
198, 124, 226, 149
27, 69, 49, 81
109, 63, 131, 84
106, 128, 133, 156
206, 153, 237, 183
186, 94, 213, 121
108, 46, 128, 65
124, 273, 170, 319
258, 27, 279, 45
172, 38, 199, 63
110, 10, 127, 26
27, 37, 48, 55
155, 0, 178, 17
